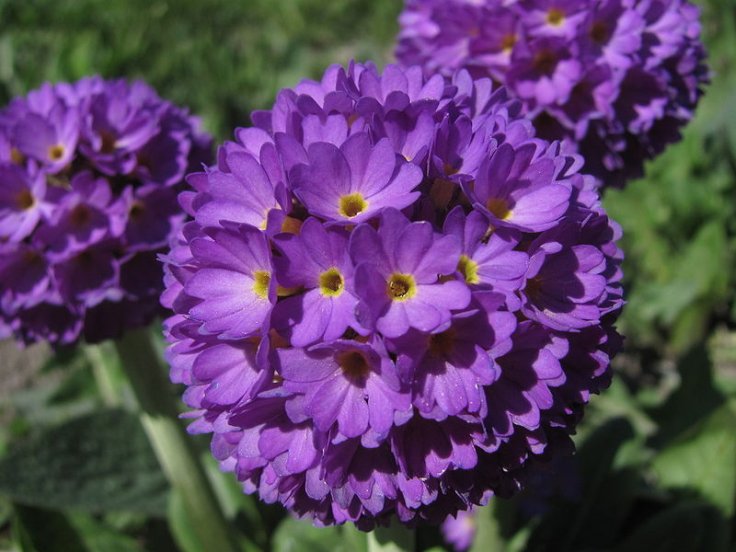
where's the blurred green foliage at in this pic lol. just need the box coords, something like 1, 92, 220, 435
606, 0, 736, 357
0, 0, 401, 139
0, 0, 735, 550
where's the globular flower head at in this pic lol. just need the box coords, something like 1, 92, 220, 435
396, 0, 708, 187
0, 77, 212, 345
162, 61, 623, 527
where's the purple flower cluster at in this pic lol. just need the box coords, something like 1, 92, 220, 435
0, 77, 211, 345
396, 0, 708, 187
162, 62, 623, 527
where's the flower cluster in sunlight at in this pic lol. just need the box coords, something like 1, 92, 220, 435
162, 61, 623, 527
396, 0, 708, 187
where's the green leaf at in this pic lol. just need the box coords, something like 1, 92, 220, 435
524, 418, 637, 551
614, 502, 728, 552
167, 489, 206, 552
12, 505, 145, 552
201, 451, 266, 548
12, 505, 88, 552
651, 403, 736, 517
68, 513, 145, 552
272, 516, 367, 552
367, 522, 415, 552
710, 328, 736, 396
0, 409, 168, 515
469, 502, 504, 552
648, 344, 726, 447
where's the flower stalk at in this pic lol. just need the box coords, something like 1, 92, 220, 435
113, 327, 241, 552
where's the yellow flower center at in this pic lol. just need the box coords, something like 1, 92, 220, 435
10, 148, 25, 165
253, 270, 271, 299
339, 193, 368, 218
501, 33, 517, 52
48, 144, 65, 162
486, 197, 512, 220
281, 216, 302, 234
387, 273, 417, 302
346, 113, 360, 128
319, 267, 345, 297
457, 255, 480, 284
443, 163, 460, 176
277, 285, 302, 297
546, 8, 565, 26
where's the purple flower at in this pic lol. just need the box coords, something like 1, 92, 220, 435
80, 80, 162, 175
192, 148, 287, 233
0, 77, 212, 345
442, 507, 477, 552
350, 208, 471, 338
278, 340, 411, 441
508, 37, 583, 106
36, 172, 121, 256
397, 0, 708, 187
162, 62, 623, 527
272, 218, 363, 346
521, 0, 589, 40
13, 106, 79, 173
463, 142, 572, 232
290, 134, 422, 224
186, 225, 275, 340
442, 208, 528, 306
389, 292, 515, 420
0, 165, 49, 242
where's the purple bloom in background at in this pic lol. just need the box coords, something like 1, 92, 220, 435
396, 0, 708, 187
162, 62, 623, 527
0, 76, 212, 345
442, 506, 477, 551
0, 165, 49, 242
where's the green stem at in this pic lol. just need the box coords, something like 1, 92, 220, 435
469, 501, 505, 552
113, 327, 242, 552
367, 523, 416, 552
85, 342, 122, 407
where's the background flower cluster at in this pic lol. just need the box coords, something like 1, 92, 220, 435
0, 77, 211, 345
397, 0, 708, 187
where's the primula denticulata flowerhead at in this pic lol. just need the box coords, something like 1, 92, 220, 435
0, 77, 212, 345
162, 61, 624, 528
396, 0, 708, 188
